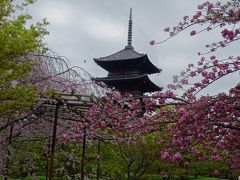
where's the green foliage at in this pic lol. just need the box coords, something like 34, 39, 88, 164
0, 0, 48, 118
8, 140, 47, 178
0, 176, 46, 180
55, 142, 82, 179
83, 135, 163, 180
94, 142, 124, 179
3, 137, 228, 179
0, 86, 36, 116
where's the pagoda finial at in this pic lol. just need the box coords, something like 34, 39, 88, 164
126, 8, 133, 49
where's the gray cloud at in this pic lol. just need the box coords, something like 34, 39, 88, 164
28, 0, 239, 95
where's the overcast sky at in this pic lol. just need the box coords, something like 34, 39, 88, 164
28, 0, 239, 95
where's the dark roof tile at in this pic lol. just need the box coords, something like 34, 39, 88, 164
95, 46, 144, 61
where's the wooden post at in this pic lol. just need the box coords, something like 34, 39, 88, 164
4, 122, 14, 180
96, 140, 101, 180
48, 101, 60, 180
46, 138, 51, 180
80, 129, 86, 180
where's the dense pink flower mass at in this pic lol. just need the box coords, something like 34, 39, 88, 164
146, 0, 240, 174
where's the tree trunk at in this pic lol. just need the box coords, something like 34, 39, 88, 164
96, 140, 101, 180
80, 129, 86, 180
4, 122, 14, 180
48, 102, 60, 180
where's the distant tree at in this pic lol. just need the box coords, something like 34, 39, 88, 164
112, 135, 161, 180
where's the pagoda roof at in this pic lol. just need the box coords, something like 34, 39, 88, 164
94, 46, 161, 74
93, 74, 162, 93
94, 46, 144, 61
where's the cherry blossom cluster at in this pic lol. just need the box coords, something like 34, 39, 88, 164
148, 0, 240, 174
150, 0, 240, 55
166, 55, 240, 101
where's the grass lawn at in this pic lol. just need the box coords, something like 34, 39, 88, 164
0, 176, 45, 180
0, 175, 221, 180
180, 176, 219, 180
143, 174, 220, 180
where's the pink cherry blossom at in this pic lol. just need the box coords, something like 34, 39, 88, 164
172, 152, 182, 162
161, 150, 170, 160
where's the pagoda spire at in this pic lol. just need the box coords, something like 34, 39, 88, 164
126, 8, 133, 49
93, 8, 162, 96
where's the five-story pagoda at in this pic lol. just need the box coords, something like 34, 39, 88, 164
94, 9, 162, 96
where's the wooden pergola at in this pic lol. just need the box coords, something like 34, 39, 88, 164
45, 93, 102, 180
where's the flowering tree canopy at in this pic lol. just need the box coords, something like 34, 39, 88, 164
149, 0, 240, 173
